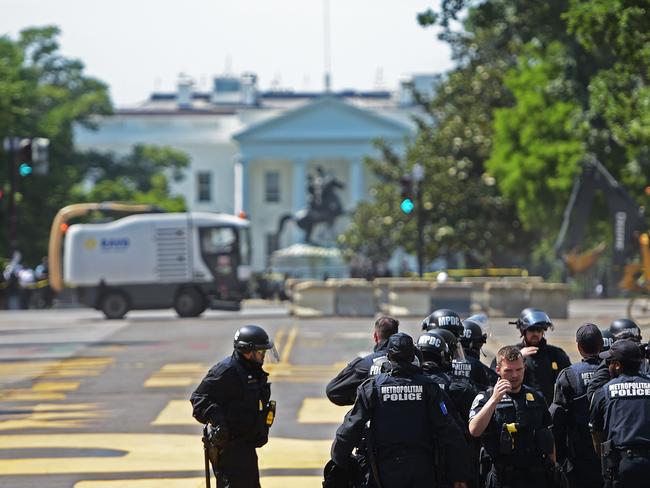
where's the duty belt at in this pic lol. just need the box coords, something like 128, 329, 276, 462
619, 446, 650, 458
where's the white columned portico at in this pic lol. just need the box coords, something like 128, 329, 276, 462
348, 157, 364, 209
234, 156, 249, 215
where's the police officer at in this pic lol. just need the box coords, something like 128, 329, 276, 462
499, 308, 571, 403
461, 314, 499, 388
550, 323, 603, 488
190, 325, 277, 488
418, 331, 480, 487
330, 333, 469, 488
469, 346, 559, 488
326, 315, 399, 406
423, 308, 491, 387
587, 319, 643, 402
418, 330, 479, 422
589, 339, 650, 487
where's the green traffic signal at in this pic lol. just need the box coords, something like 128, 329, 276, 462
19, 163, 33, 177
400, 198, 414, 214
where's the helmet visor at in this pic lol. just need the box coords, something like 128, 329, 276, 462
253, 343, 279, 363
466, 313, 491, 339
522, 310, 553, 330
450, 342, 466, 361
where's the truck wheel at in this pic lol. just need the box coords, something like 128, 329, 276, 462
101, 291, 129, 320
174, 288, 205, 318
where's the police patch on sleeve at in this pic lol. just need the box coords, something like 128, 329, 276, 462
439, 401, 448, 415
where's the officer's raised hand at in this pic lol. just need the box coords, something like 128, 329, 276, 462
492, 378, 511, 401
520, 346, 539, 357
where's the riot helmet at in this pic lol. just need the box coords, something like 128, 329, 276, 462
609, 318, 641, 342
421, 308, 463, 337
387, 332, 416, 364
417, 332, 452, 370
428, 328, 465, 361
461, 314, 489, 351
601, 328, 615, 351
511, 307, 553, 333
233, 325, 279, 362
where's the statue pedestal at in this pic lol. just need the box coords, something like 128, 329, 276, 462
270, 243, 349, 280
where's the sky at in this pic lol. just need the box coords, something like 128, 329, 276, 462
2, 0, 453, 107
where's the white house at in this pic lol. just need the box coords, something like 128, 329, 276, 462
75, 73, 426, 270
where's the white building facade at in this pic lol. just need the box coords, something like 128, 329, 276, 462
75, 74, 424, 271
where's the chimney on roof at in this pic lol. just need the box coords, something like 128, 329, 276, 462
177, 74, 193, 109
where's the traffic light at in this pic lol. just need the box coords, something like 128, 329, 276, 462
15, 138, 50, 176
17, 139, 32, 177
399, 176, 414, 214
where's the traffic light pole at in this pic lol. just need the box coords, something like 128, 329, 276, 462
5, 137, 19, 254
416, 178, 424, 278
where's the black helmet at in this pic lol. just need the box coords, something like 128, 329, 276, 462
421, 309, 463, 337
512, 307, 553, 332
387, 332, 416, 363
428, 328, 465, 361
461, 317, 488, 350
609, 318, 641, 341
233, 325, 274, 352
601, 328, 615, 351
417, 332, 452, 369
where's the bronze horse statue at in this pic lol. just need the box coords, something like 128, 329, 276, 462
277, 166, 345, 244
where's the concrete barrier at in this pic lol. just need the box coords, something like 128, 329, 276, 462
291, 281, 336, 317
335, 280, 377, 316
485, 282, 530, 317
529, 283, 570, 319
387, 281, 431, 317
430, 282, 473, 315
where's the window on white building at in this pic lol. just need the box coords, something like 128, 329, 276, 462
197, 172, 212, 202
265, 171, 280, 203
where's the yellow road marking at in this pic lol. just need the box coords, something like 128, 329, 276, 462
143, 363, 205, 388
0, 390, 66, 402
74, 476, 322, 488
32, 381, 80, 391
151, 400, 192, 426
0, 402, 103, 431
297, 398, 349, 424
280, 325, 298, 364
0, 434, 330, 474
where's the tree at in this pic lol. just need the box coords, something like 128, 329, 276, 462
0, 27, 189, 265
0, 26, 112, 264
71, 144, 189, 212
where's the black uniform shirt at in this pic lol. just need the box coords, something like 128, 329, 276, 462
551, 356, 600, 466
326, 339, 389, 406
589, 373, 650, 448
469, 385, 553, 468
331, 362, 469, 481
190, 352, 271, 445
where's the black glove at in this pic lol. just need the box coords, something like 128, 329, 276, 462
207, 424, 229, 449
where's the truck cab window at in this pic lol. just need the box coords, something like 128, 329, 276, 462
201, 227, 236, 254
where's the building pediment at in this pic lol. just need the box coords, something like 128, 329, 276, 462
234, 97, 411, 143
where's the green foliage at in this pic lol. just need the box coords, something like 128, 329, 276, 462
0, 27, 188, 265
487, 42, 585, 231
70, 144, 188, 213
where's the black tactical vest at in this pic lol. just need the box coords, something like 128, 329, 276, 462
371, 372, 434, 454
483, 385, 551, 468
602, 374, 650, 448
222, 355, 271, 442
564, 359, 599, 456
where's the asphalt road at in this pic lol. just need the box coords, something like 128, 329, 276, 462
0, 299, 645, 488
